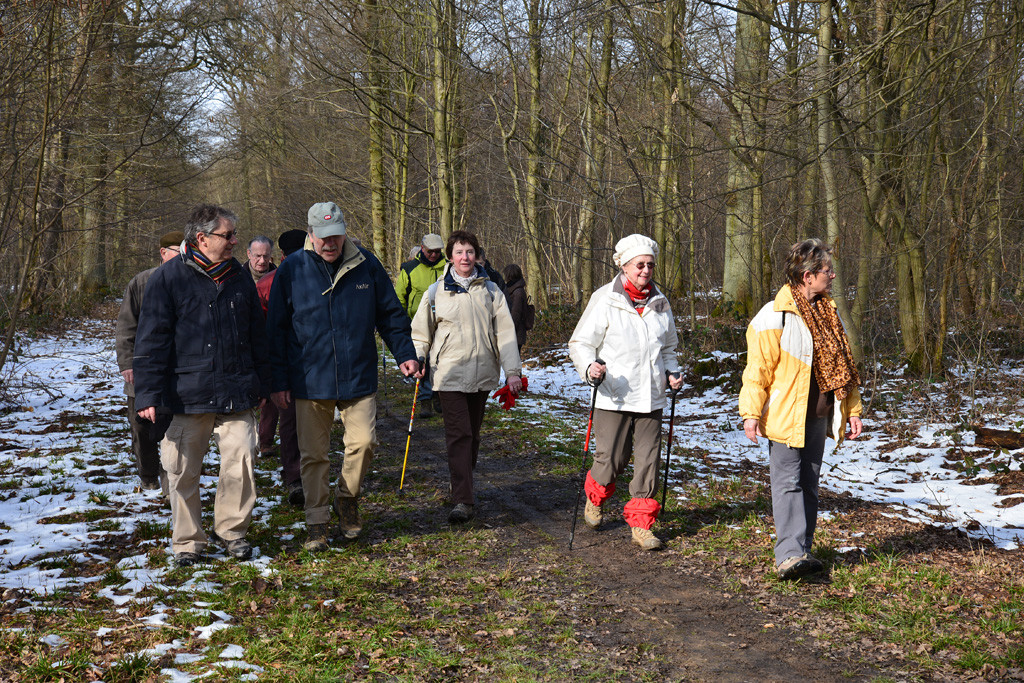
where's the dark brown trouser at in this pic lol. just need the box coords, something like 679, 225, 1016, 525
127, 394, 161, 480
439, 391, 489, 505
591, 408, 663, 500
258, 400, 301, 486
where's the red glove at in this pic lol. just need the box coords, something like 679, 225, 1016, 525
492, 377, 528, 410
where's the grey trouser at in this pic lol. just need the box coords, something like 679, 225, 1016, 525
768, 417, 827, 565
591, 408, 662, 500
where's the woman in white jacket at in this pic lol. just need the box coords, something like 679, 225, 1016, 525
411, 230, 522, 524
568, 234, 683, 550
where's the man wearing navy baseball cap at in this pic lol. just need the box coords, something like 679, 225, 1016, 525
266, 202, 420, 551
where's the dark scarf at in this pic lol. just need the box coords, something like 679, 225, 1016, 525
186, 242, 236, 284
622, 276, 652, 314
791, 285, 860, 401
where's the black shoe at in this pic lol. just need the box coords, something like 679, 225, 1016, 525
432, 395, 443, 415
140, 476, 160, 491
448, 503, 474, 524
417, 399, 433, 418
287, 481, 305, 508
175, 552, 203, 568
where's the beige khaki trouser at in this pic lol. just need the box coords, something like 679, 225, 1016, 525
295, 395, 377, 526
160, 411, 257, 554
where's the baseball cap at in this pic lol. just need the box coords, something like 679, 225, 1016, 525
422, 233, 444, 251
307, 202, 347, 238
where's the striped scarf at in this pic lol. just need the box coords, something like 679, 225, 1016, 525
186, 242, 236, 284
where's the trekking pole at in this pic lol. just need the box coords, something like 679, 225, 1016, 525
569, 358, 604, 550
399, 359, 424, 492
661, 373, 682, 509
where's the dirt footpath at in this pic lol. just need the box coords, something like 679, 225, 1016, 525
371, 401, 877, 682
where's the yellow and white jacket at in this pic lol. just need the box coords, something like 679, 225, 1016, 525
569, 275, 680, 413
739, 284, 862, 449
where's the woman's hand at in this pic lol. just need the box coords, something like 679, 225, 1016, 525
743, 418, 762, 445
507, 375, 523, 396
846, 416, 863, 440
588, 361, 606, 382
667, 372, 683, 391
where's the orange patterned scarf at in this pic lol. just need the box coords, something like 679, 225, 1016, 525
792, 288, 860, 401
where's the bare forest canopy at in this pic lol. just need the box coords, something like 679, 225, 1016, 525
1, 0, 1023, 378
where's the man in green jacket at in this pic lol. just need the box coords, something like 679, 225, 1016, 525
395, 233, 446, 416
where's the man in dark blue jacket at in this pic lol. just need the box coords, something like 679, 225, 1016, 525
134, 204, 270, 568
267, 202, 419, 551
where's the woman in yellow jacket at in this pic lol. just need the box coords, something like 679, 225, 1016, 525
411, 230, 522, 524
739, 239, 863, 580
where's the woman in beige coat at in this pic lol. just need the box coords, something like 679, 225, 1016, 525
411, 230, 522, 523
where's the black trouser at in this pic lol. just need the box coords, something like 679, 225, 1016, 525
439, 391, 489, 505
127, 394, 161, 480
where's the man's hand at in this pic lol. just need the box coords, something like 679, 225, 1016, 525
121, 369, 134, 385
138, 406, 156, 423
272, 390, 291, 410
506, 375, 523, 396
400, 359, 420, 378
743, 418, 762, 445
846, 416, 863, 440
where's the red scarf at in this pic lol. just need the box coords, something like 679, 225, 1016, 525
622, 277, 651, 314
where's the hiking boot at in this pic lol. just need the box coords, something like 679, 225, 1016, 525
432, 395, 443, 415
175, 551, 203, 568
140, 476, 160, 491
213, 533, 253, 560
584, 500, 603, 529
777, 555, 813, 580
630, 527, 663, 551
334, 497, 362, 540
417, 399, 433, 418
287, 481, 305, 508
801, 552, 824, 575
224, 538, 252, 561
303, 524, 330, 552
448, 503, 475, 524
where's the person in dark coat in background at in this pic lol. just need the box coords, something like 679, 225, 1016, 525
476, 247, 505, 293
134, 204, 270, 568
115, 230, 183, 493
255, 228, 308, 508
502, 263, 530, 352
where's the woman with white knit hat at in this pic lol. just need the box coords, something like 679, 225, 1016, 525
568, 234, 683, 550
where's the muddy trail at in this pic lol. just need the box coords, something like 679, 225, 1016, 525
364, 394, 879, 682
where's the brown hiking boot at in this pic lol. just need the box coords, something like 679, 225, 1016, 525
584, 500, 603, 529
777, 555, 813, 580
303, 524, 329, 552
334, 497, 362, 540
630, 526, 663, 551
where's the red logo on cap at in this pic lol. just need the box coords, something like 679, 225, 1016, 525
324, 215, 332, 220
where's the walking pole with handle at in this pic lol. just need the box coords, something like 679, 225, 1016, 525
570, 358, 604, 550
661, 372, 682, 509
399, 358, 425, 492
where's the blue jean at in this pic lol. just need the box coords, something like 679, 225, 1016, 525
768, 416, 827, 565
